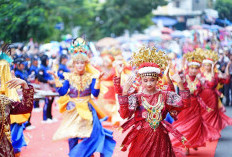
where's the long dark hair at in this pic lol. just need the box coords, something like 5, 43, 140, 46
41, 54, 49, 66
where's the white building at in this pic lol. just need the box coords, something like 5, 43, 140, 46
152, 0, 217, 27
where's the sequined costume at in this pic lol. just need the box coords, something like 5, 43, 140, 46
199, 73, 232, 130
171, 74, 221, 148
0, 86, 34, 157
114, 76, 190, 157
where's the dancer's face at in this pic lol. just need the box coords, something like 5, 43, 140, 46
141, 75, 158, 92
188, 66, 199, 76
103, 57, 112, 68
203, 63, 212, 72
74, 60, 86, 74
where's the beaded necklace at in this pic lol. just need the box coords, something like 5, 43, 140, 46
141, 94, 164, 130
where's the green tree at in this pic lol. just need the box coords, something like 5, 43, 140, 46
0, 0, 63, 42
215, 0, 232, 22
80, 0, 167, 40
0, 0, 167, 42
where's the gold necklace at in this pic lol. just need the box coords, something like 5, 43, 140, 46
186, 75, 199, 94
141, 94, 164, 130
65, 72, 93, 91
204, 72, 212, 81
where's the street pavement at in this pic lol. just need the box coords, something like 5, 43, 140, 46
215, 107, 232, 157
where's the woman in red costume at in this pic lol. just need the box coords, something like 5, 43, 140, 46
172, 49, 220, 155
114, 47, 190, 157
199, 50, 232, 130
97, 51, 122, 125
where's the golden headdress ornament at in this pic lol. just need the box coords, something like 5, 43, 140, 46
69, 38, 89, 62
202, 50, 219, 64
184, 48, 205, 67
101, 47, 122, 56
131, 46, 168, 77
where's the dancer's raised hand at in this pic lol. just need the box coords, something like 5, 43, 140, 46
6, 78, 29, 89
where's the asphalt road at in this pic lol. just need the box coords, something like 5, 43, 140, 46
215, 107, 232, 157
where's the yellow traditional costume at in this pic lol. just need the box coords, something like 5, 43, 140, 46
0, 45, 33, 157
52, 38, 115, 157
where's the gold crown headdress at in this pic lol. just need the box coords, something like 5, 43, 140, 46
131, 46, 168, 77
202, 50, 219, 64
184, 48, 205, 67
69, 38, 89, 62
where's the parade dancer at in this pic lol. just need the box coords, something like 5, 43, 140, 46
199, 50, 232, 130
114, 46, 190, 157
97, 51, 121, 126
171, 49, 220, 155
0, 44, 34, 157
52, 38, 116, 157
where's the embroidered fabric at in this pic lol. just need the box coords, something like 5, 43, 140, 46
113, 76, 122, 94
166, 91, 182, 107
179, 90, 190, 99
11, 85, 34, 113
128, 94, 138, 111
0, 85, 34, 157
64, 72, 93, 92
118, 95, 129, 105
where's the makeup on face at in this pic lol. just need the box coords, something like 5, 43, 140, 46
141, 75, 158, 92
188, 66, 200, 76
74, 60, 86, 74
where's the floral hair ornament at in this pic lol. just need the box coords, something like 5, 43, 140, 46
69, 38, 89, 62
184, 48, 205, 67
130, 46, 168, 78
202, 49, 219, 65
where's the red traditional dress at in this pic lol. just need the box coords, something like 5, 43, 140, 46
97, 67, 121, 123
172, 74, 220, 148
199, 73, 232, 130
114, 76, 190, 157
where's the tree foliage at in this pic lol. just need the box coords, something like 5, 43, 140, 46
215, 0, 232, 22
81, 0, 167, 40
0, 0, 61, 42
0, 0, 167, 42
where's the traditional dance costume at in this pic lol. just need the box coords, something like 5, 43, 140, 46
200, 51, 232, 130
53, 38, 116, 157
114, 47, 190, 157
172, 49, 220, 149
0, 48, 34, 157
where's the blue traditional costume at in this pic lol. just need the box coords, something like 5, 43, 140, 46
58, 54, 70, 80
38, 55, 55, 121
53, 38, 116, 157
